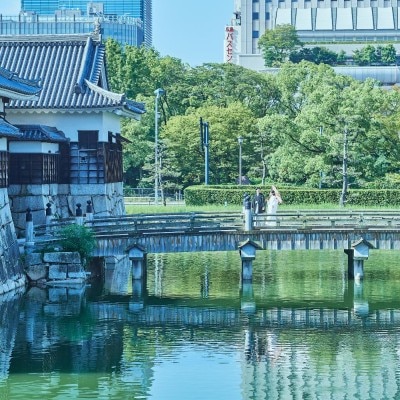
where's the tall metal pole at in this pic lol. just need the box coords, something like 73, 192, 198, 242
319, 126, 323, 189
204, 122, 209, 185
238, 136, 243, 185
200, 118, 210, 185
154, 88, 164, 205
339, 127, 348, 207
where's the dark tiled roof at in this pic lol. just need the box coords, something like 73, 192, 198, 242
0, 118, 21, 138
0, 67, 42, 99
0, 33, 145, 117
85, 80, 145, 114
14, 125, 68, 143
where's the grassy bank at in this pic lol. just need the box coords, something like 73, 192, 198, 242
125, 202, 399, 214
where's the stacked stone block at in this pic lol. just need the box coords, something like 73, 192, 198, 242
26, 251, 87, 284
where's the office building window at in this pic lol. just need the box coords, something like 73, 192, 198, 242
253, 12, 259, 19
266, 12, 270, 19
252, 30, 259, 38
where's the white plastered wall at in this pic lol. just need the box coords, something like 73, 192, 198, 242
6, 110, 121, 142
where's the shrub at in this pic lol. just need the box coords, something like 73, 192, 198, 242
58, 224, 96, 268
184, 186, 400, 206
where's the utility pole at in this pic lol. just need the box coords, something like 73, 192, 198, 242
238, 136, 243, 185
200, 118, 210, 185
339, 127, 348, 207
154, 88, 165, 204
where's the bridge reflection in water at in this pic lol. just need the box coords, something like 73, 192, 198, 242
2, 250, 400, 399
89, 281, 395, 329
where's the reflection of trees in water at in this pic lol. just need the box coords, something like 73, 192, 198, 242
241, 325, 400, 399
5, 250, 400, 398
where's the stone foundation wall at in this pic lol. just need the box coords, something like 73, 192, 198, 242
9, 182, 125, 236
25, 251, 87, 284
0, 188, 25, 295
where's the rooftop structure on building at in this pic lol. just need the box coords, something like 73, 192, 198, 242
0, 0, 152, 47
0, 33, 145, 117
0, 30, 145, 233
225, 0, 400, 85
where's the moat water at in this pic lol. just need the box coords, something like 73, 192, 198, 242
1, 249, 400, 399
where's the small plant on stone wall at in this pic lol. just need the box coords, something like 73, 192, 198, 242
58, 224, 97, 268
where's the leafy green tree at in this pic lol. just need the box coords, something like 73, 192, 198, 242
353, 44, 396, 66
172, 63, 278, 118
105, 39, 125, 92
160, 103, 257, 186
380, 44, 396, 65
105, 38, 400, 191
337, 50, 347, 65
290, 46, 338, 65
257, 61, 400, 188
353, 45, 378, 66
258, 24, 303, 67
106, 41, 279, 187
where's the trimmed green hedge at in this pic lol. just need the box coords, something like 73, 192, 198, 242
184, 186, 400, 206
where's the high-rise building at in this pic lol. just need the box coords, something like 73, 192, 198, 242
226, 0, 400, 71
0, 13, 144, 47
18, 0, 152, 46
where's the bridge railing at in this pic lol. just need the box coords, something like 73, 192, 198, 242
266, 210, 400, 229
33, 211, 245, 239
32, 209, 400, 240
84, 212, 245, 236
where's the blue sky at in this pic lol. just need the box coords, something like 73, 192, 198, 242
0, 0, 233, 66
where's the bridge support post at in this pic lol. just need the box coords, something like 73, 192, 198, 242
344, 238, 374, 280
127, 244, 147, 312
128, 244, 147, 280
238, 239, 263, 282
244, 194, 252, 231
103, 255, 132, 294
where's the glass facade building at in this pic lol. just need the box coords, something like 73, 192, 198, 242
16, 0, 152, 46
0, 14, 144, 47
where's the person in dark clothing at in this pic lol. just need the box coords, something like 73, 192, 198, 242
251, 187, 265, 215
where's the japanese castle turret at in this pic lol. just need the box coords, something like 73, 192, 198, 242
0, 32, 145, 233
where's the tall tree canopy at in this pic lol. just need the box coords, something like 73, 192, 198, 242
258, 24, 303, 67
258, 62, 400, 187
105, 39, 400, 190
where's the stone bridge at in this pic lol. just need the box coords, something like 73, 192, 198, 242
34, 210, 400, 256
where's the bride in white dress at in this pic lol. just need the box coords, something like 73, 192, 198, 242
266, 186, 282, 226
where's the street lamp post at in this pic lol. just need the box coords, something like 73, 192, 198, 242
339, 126, 348, 207
154, 88, 165, 205
200, 118, 210, 185
238, 136, 243, 185
319, 126, 323, 189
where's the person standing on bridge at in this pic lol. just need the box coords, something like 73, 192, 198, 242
266, 186, 282, 226
251, 187, 265, 226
